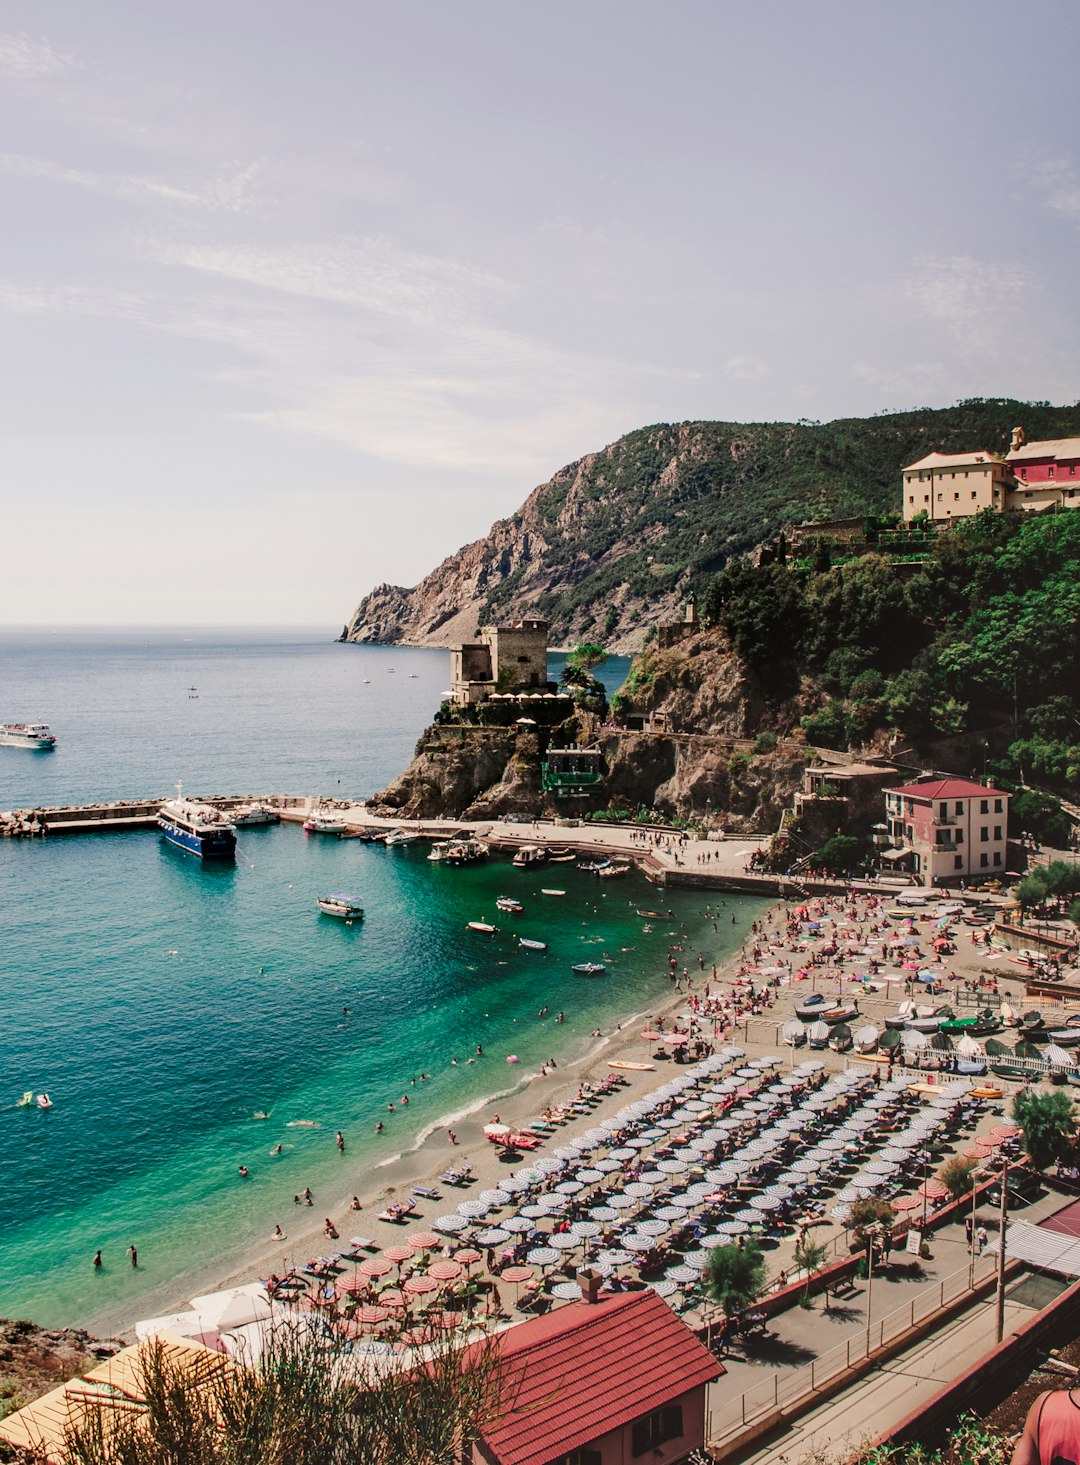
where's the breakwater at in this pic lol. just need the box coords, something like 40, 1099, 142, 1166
0, 795, 305, 838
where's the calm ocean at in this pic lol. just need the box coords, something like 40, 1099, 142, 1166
0, 629, 763, 1333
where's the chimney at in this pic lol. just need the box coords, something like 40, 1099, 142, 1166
578, 1269, 603, 1304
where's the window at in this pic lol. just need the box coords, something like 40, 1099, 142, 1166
994, 826, 1002, 841
980, 853, 989, 868
994, 799, 1003, 813
954, 492, 960, 501
954, 855, 964, 870
908, 496, 914, 505
980, 800, 989, 814
956, 830, 964, 844
993, 852, 1002, 866
1049, 466, 1055, 478
516, 655, 530, 664
1070, 465, 1076, 475
1021, 468, 1027, 480
553, 1451, 602, 1465
981, 827, 989, 842
939, 803, 948, 821
971, 491, 977, 499
937, 493, 943, 501
632, 1405, 684, 1456
956, 802, 964, 816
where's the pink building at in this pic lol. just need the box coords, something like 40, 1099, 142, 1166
1006, 435, 1080, 510
472, 1288, 723, 1465
883, 777, 1009, 885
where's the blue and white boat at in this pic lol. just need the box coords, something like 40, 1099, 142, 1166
158, 785, 236, 859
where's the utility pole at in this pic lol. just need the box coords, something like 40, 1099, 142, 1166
995, 1160, 1009, 1343
968, 1176, 980, 1291
864, 1224, 879, 1358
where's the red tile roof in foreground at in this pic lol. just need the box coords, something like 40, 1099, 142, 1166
885, 778, 1006, 802
476, 1291, 723, 1465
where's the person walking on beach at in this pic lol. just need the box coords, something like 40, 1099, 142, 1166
127, 1245, 138, 1269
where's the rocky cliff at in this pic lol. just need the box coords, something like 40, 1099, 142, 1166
340, 399, 1080, 653
367, 627, 815, 830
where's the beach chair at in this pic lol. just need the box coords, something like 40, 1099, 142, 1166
347, 1235, 378, 1251
412, 1185, 442, 1200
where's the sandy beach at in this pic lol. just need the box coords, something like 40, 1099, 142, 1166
137, 884, 1041, 1340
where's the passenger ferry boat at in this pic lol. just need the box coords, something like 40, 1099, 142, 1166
0, 723, 56, 750
158, 785, 237, 859
303, 806, 346, 835
316, 894, 364, 921
231, 803, 280, 826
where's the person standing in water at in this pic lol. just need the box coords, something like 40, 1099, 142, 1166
93, 1250, 102, 1270
127, 1245, 138, 1269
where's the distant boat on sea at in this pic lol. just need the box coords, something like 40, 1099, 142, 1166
316, 894, 364, 921
0, 723, 56, 750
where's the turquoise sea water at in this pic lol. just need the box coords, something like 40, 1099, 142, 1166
0, 630, 763, 1331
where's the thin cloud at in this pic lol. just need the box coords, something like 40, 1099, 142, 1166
0, 32, 78, 79
895, 255, 1031, 331
725, 355, 769, 383
0, 153, 264, 213
1032, 158, 1080, 223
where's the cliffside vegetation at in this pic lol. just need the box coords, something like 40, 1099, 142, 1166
696, 509, 1080, 821
342, 399, 1080, 651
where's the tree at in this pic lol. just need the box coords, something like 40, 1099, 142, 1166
1014, 874, 1048, 913
939, 1156, 980, 1202
793, 1237, 830, 1302
54, 1317, 510, 1465
1013, 1088, 1076, 1171
813, 835, 862, 873
700, 1238, 766, 1317
848, 1197, 895, 1250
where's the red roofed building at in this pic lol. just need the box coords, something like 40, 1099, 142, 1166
472, 1288, 723, 1465
882, 777, 1009, 885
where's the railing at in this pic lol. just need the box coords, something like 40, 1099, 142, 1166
705, 1254, 997, 1447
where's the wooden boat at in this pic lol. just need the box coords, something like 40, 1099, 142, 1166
807, 1020, 830, 1050
495, 897, 524, 913
782, 1019, 806, 1047
596, 864, 631, 880
519, 938, 547, 951
316, 894, 365, 921
541, 889, 566, 897
878, 1028, 902, 1052
572, 962, 607, 977
828, 1023, 854, 1053
1047, 1029, 1080, 1048
467, 921, 497, 934
795, 995, 829, 1021
853, 1025, 880, 1054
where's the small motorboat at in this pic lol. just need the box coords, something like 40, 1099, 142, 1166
782, 1019, 806, 1047
467, 921, 497, 934
231, 803, 280, 826
795, 995, 828, 1021
572, 962, 607, 977
304, 808, 346, 835
579, 860, 611, 873
637, 909, 665, 919
541, 889, 566, 897
1047, 1029, 1080, 1048
383, 828, 418, 847
512, 846, 546, 868
596, 864, 631, 880
496, 897, 524, 914
520, 938, 547, 951
317, 894, 365, 921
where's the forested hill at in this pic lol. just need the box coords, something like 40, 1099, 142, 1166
341, 398, 1080, 651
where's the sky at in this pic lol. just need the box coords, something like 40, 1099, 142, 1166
1, 0, 1079, 627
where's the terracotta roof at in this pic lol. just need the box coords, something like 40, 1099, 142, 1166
902, 451, 999, 472
477, 1291, 723, 1465
885, 778, 1007, 802
1006, 437, 1080, 462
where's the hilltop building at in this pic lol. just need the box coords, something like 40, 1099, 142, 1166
657, 598, 699, 650
901, 429, 1080, 523
449, 618, 550, 706
880, 776, 1010, 883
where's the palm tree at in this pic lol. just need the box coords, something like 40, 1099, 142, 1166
793, 1236, 830, 1305
701, 1239, 766, 1320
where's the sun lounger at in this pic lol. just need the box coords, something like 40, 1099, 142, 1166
347, 1236, 378, 1251
412, 1185, 442, 1200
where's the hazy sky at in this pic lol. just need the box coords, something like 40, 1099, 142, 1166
2, 1, 1078, 626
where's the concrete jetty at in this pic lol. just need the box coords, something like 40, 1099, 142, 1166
0, 794, 305, 839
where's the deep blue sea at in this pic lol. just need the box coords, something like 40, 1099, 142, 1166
0, 629, 762, 1332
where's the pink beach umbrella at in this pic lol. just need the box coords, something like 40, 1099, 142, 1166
358, 1256, 394, 1279
384, 1245, 415, 1266
406, 1231, 441, 1252
427, 1259, 463, 1283
404, 1273, 440, 1299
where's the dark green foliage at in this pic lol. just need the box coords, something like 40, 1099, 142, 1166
1008, 788, 1072, 847
812, 835, 863, 872
1012, 1088, 1076, 1170
939, 1156, 979, 1200
479, 400, 1080, 635
702, 509, 1080, 771
700, 1238, 766, 1316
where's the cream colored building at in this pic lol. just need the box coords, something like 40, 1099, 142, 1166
901, 451, 1013, 523
449, 617, 549, 706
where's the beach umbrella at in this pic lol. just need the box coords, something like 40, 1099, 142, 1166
355, 1304, 389, 1326
384, 1245, 415, 1265
457, 1200, 491, 1218
378, 1289, 407, 1309
502, 1216, 534, 1234
892, 1194, 921, 1212
403, 1274, 439, 1298
426, 1260, 462, 1283
621, 1234, 655, 1252
588, 1205, 619, 1222
551, 1281, 583, 1300
635, 1219, 670, 1237
526, 1246, 559, 1265
358, 1257, 394, 1278
556, 1180, 585, 1195
500, 1265, 534, 1285
475, 1228, 512, 1246
648, 1279, 678, 1297
576, 1168, 604, 1184
593, 1157, 622, 1173
657, 1158, 689, 1175
665, 1264, 699, 1285
553, 1146, 583, 1161
627, 1135, 655, 1147
434, 1214, 469, 1233
637, 1169, 667, 1184
656, 1118, 682, 1130
546, 1232, 580, 1251
864, 1159, 899, 1177
406, 1232, 441, 1252
735, 1208, 765, 1223
337, 1274, 370, 1295
453, 1248, 482, 1267
829, 1204, 853, 1223
518, 1203, 554, 1219
609, 1147, 636, 1161
624, 1182, 655, 1197
533, 1157, 565, 1174
751, 1194, 782, 1211
606, 1194, 636, 1209
478, 1188, 511, 1205
990, 1124, 1021, 1140
570, 1221, 602, 1239
714, 1220, 749, 1236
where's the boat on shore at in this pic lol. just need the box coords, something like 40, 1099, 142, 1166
158, 786, 236, 859
230, 803, 280, 826
0, 723, 56, 750
304, 806, 346, 835
316, 894, 364, 921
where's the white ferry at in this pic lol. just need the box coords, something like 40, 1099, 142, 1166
0, 723, 56, 750
316, 893, 364, 921
158, 785, 237, 859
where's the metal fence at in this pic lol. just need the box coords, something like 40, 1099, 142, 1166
705, 1254, 997, 1447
